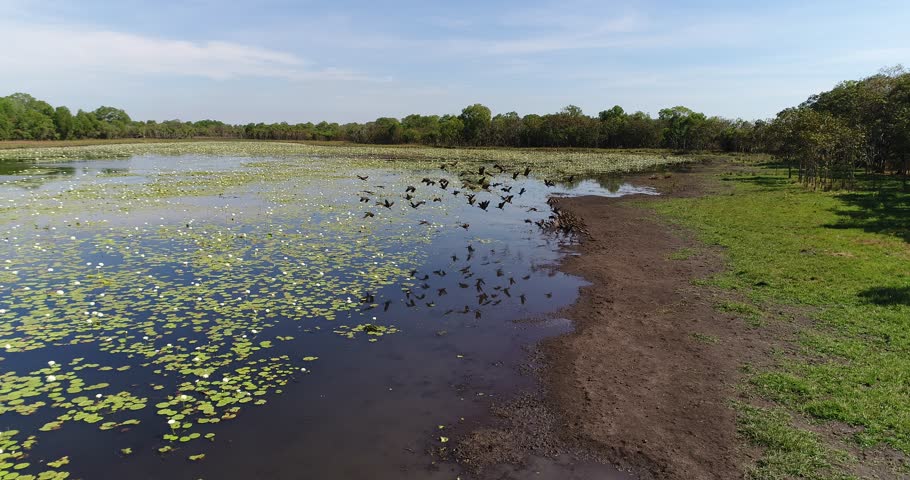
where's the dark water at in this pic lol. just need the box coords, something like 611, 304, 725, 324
0, 155, 650, 479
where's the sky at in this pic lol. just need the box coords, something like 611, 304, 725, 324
1, 0, 908, 124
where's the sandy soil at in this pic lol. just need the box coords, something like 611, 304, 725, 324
456, 166, 772, 479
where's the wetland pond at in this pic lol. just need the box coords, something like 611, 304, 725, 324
0, 144, 660, 479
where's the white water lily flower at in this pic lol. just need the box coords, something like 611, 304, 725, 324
47, 375, 57, 382
56, 290, 64, 295
96, 393, 103, 399
47, 360, 56, 366
167, 419, 176, 425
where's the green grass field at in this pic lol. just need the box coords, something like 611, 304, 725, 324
655, 165, 910, 478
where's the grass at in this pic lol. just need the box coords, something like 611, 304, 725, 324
653, 165, 910, 477
668, 247, 697, 260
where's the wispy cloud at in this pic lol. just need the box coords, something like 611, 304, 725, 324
0, 22, 369, 81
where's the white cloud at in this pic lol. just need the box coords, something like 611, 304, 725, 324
0, 22, 366, 81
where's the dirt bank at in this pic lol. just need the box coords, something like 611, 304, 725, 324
456, 166, 769, 479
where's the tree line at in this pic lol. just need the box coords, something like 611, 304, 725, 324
0, 93, 762, 151
2, 66, 908, 188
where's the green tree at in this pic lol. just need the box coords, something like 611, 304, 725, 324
53, 106, 74, 140
459, 104, 491, 145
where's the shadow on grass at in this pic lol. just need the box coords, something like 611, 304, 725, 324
826, 179, 910, 243
858, 286, 910, 306
720, 173, 792, 190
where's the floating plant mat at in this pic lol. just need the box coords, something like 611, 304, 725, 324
0, 144, 671, 479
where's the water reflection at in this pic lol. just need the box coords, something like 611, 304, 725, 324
0, 154, 651, 480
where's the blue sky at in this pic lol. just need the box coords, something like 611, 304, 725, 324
1, 0, 907, 123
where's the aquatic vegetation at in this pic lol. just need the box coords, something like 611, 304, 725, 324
0, 142, 683, 478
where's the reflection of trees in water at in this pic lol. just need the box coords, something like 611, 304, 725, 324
557, 174, 623, 193
0, 162, 77, 189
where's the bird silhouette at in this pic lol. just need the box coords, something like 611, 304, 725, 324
410, 200, 426, 208
359, 196, 370, 203
518, 187, 526, 196
378, 199, 395, 208
357, 175, 369, 181
512, 171, 520, 180
405, 185, 416, 193
544, 179, 555, 187
459, 223, 470, 229
478, 200, 490, 211
523, 166, 531, 176
363, 212, 375, 218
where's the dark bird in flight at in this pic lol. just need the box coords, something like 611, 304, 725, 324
459, 223, 470, 229
378, 199, 395, 209
544, 179, 556, 187
363, 212, 375, 218
405, 185, 416, 193
523, 166, 531, 177
518, 187, 526, 196
359, 196, 370, 203
410, 200, 426, 208
512, 171, 520, 180
478, 200, 490, 211
356, 175, 369, 181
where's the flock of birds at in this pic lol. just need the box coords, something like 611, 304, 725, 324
355, 162, 578, 231
350, 162, 580, 320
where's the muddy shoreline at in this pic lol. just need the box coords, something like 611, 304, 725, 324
456, 165, 766, 479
